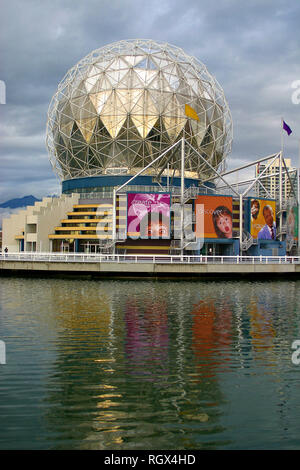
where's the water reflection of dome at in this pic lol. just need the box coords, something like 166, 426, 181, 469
46, 39, 233, 181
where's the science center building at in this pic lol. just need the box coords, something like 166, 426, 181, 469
3, 40, 298, 257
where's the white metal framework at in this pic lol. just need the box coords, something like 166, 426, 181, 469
204, 151, 299, 252
46, 39, 233, 181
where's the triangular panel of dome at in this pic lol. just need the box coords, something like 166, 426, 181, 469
122, 68, 145, 90
129, 91, 146, 115
211, 104, 223, 128
161, 62, 177, 75
68, 152, 86, 171
175, 81, 193, 100
201, 140, 215, 158
105, 67, 129, 88
90, 117, 111, 144
84, 65, 103, 93
133, 57, 147, 69
147, 58, 157, 70
96, 145, 112, 168
132, 55, 157, 70
69, 95, 92, 120
133, 68, 157, 86
163, 94, 184, 118
60, 123, 74, 146
156, 116, 172, 142
89, 75, 111, 94
116, 146, 137, 169
71, 140, 89, 158
75, 117, 97, 143
115, 89, 132, 113
163, 116, 186, 141
145, 120, 163, 143
162, 72, 180, 91
86, 148, 103, 170
147, 89, 171, 115
199, 84, 213, 101
167, 93, 188, 111
101, 104, 127, 138
108, 90, 129, 115
113, 70, 130, 90
113, 142, 132, 164
210, 125, 222, 143
185, 76, 199, 96
145, 74, 161, 92
191, 121, 207, 149
94, 57, 114, 71
89, 91, 112, 114
122, 55, 145, 67
126, 140, 143, 156
109, 57, 130, 70
130, 113, 157, 139
70, 121, 85, 141
54, 133, 66, 152
70, 80, 87, 99
57, 103, 74, 126
96, 139, 114, 157
150, 53, 171, 68
56, 96, 69, 115
120, 115, 142, 142
79, 97, 98, 119
201, 99, 215, 122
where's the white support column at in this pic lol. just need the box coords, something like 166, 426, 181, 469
167, 163, 170, 191
239, 194, 243, 254
279, 151, 283, 241
181, 137, 185, 256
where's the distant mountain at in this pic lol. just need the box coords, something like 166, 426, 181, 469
0, 195, 41, 209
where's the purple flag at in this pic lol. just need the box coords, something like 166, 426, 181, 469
283, 120, 292, 135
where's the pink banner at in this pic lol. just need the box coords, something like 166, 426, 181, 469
127, 193, 170, 239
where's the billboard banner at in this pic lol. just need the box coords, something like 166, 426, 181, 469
250, 199, 276, 240
286, 201, 298, 242
127, 193, 171, 239
195, 195, 233, 239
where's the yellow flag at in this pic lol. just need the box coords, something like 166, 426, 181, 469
185, 104, 199, 121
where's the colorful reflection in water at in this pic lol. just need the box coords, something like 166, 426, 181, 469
0, 278, 300, 450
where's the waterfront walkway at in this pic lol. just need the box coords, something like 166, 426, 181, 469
1, 253, 300, 278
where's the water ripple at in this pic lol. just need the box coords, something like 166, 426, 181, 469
0, 277, 300, 449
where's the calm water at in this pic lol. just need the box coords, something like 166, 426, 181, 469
0, 276, 300, 450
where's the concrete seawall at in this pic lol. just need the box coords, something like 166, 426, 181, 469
1, 259, 300, 279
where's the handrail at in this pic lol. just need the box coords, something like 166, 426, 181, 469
1, 252, 299, 265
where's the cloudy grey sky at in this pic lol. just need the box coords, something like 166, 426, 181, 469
0, 0, 299, 203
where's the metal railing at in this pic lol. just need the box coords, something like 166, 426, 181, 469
1, 252, 299, 265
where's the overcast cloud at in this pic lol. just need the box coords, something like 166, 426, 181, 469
0, 0, 299, 203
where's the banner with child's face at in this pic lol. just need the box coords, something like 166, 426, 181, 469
195, 195, 233, 239
127, 193, 171, 239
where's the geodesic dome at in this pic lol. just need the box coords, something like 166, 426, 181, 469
46, 39, 232, 181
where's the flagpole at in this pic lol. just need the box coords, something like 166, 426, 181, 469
281, 117, 284, 156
